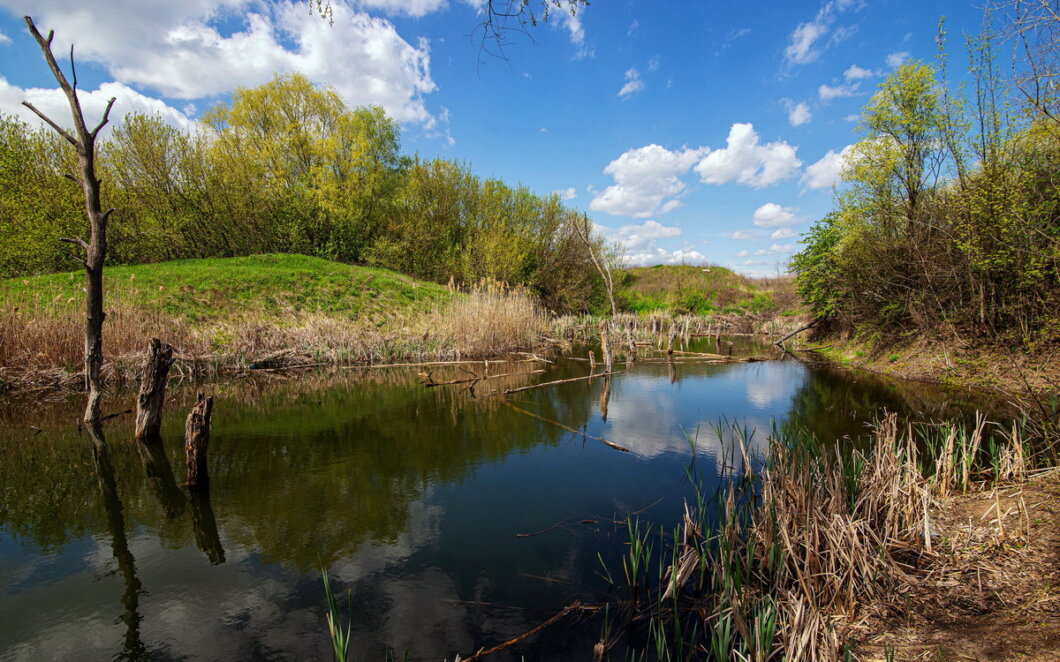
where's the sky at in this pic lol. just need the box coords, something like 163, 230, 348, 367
0, 0, 993, 276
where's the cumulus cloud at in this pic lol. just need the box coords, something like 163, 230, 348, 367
553, 187, 577, 201
0, 30, 11, 45
818, 81, 860, 101
0, 77, 194, 134
886, 51, 911, 68
752, 203, 801, 228
593, 219, 702, 266
618, 68, 644, 98
5, 0, 438, 125
625, 247, 708, 267
770, 227, 797, 240
785, 100, 812, 127
800, 144, 855, 190
694, 123, 801, 188
753, 243, 796, 255
589, 144, 705, 217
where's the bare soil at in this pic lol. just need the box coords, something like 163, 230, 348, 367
857, 471, 1060, 661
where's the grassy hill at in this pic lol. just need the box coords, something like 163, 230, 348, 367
0, 254, 454, 324
616, 264, 796, 315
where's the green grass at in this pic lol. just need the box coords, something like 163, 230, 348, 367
614, 264, 793, 315
0, 254, 454, 324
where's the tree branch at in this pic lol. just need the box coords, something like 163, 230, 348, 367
101, 208, 116, 223
20, 101, 77, 145
60, 236, 90, 251
90, 97, 117, 138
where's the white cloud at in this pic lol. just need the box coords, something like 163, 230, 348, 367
886, 51, 911, 68
618, 68, 644, 98
753, 243, 796, 256
552, 5, 590, 56
818, 81, 860, 101
0, 30, 11, 45
844, 64, 877, 80
647, 56, 660, 72
752, 203, 801, 228
735, 249, 751, 258
554, 187, 577, 201
1, 77, 194, 134
627, 19, 639, 36
800, 144, 855, 190
589, 144, 705, 217
770, 227, 797, 240
594, 220, 700, 266
6, 0, 438, 125
726, 230, 758, 240
785, 100, 812, 127
694, 123, 801, 188
786, 21, 828, 64
625, 247, 708, 267
358, 0, 448, 17
784, 0, 862, 66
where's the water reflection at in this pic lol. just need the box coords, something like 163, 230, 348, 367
0, 342, 1008, 660
88, 424, 146, 661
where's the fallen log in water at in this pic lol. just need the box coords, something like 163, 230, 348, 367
424, 369, 545, 387
501, 371, 622, 395
505, 402, 631, 453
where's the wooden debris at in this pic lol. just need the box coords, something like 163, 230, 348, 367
505, 402, 631, 453
502, 371, 622, 395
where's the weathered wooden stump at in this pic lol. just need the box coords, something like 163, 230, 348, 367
185, 393, 214, 490
667, 320, 678, 356
599, 319, 613, 373
135, 338, 174, 440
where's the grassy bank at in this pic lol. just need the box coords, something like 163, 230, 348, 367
793, 332, 1060, 396
0, 254, 548, 391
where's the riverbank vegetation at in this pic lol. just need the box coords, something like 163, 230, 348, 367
790, 24, 1059, 383
0, 254, 547, 390
582, 414, 1059, 660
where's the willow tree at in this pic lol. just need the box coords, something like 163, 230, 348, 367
21, 16, 116, 423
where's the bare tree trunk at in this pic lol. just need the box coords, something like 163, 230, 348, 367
667, 319, 678, 355
135, 338, 175, 440
22, 16, 116, 424
185, 393, 214, 490
573, 213, 617, 318
626, 319, 637, 362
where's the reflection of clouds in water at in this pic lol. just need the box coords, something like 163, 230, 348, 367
686, 416, 774, 476
1, 487, 447, 661
601, 363, 806, 460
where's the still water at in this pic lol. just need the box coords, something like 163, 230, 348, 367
0, 338, 998, 660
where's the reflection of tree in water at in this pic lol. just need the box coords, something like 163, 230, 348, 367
784, 363, 1007, 445
87, 424, 147, 662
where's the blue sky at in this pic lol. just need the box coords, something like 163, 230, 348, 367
0, 0, 990, 276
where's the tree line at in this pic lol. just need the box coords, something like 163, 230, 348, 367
792, 19, 1059, 346
0, 73, 608, 313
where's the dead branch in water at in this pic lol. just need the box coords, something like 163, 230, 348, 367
348, 358, 546, 370
456, 601, 598, 661
424, 369, 545, 387
502, 371, 622, 395
774, 319, 818, 347
505, 402, 631, 453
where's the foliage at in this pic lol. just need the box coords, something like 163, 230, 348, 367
614, 265, 795, 316
0, 74, 608, 314
791, 31, 1060, 345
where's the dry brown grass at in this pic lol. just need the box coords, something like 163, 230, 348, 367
0, 280, 547, 392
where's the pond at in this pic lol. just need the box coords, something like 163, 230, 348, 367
0, 338, 1001, 660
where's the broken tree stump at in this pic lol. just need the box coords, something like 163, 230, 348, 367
185, 393, 214, 490
599, 319, 613, 373
135, 338, 175, 441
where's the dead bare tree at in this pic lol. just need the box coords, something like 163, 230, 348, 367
572, 213, 618, 318
997, 0, 1060, 123
21, 16, 117, 423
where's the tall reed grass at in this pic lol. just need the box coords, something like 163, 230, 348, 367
0, 279, 547, 390
600, 413, 1048, 660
